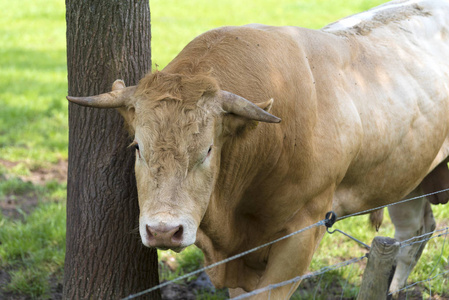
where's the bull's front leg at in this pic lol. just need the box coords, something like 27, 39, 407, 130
238, 191, 332, 299
229, 228, 326, 300
251, 225, 326, 299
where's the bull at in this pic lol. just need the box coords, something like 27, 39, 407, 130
67, 0, 449, 298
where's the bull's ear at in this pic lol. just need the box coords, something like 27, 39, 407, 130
220, 91, 281, 123
256, 98, 274, 113
117, 106, 136, 135
112, 80, 137, 135
220, 92, 281, 136
112, 79, 126, 91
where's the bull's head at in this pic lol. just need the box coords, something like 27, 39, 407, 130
67, 73, 280, 252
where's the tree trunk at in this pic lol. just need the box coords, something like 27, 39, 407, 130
64, 1, 160, 299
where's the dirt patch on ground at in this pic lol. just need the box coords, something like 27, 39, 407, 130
28, 160, 67, 185
0, 159, 67, 220
161, 283, 197, 299
48, 276, 63, 300
0, 270, 12, 300
0, 159, 67, 185
0, 194, 40, 220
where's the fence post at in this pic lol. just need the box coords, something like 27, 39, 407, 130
357, 236, 399, 300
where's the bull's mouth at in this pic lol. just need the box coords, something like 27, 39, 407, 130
143, 239, 189, 253
154, 245, 186, 253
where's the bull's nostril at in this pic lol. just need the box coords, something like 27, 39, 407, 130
172, 225, 183, 241
146, 225, 154, 239
144, 224, 184, 247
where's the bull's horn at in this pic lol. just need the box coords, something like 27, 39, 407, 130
220, 91, 281, 123
66, 80, 136, 108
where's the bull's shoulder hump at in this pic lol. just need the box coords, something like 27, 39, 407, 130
198, 24, 315, 47
322, 0, 449, 36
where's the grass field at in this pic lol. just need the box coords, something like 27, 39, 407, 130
1, 0, 448, 299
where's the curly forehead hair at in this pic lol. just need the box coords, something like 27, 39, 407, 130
132, 72, 218, 176
136, 71, 219, 108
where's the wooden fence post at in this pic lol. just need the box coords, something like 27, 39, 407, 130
357, 236, 400, 300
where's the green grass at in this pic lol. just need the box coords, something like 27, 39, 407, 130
0, 0, 67, 167
0, 202, 66, 298
0, 1, 67, 295
2, 0, 449, 298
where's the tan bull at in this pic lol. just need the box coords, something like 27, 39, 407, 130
68, 0, 449, 298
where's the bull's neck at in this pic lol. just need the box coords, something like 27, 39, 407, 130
196, 127, 283, 287
200, 124, 283, 249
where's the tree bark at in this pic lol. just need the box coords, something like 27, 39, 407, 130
64, 1, 160, 299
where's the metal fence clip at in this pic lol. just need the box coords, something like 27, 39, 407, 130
324, 211, 370, 250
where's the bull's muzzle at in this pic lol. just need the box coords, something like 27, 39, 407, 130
140, 214, 197, 251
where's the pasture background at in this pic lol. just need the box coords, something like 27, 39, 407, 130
1, 0, 448, 299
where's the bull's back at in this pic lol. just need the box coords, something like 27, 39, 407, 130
328, 0, 449, 215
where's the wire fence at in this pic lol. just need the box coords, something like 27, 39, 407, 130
234, 225, 449, 300
122, 221, 326, 299
122, 188, 449, 300
389, 224, 449, 298
230, 255, 369, 300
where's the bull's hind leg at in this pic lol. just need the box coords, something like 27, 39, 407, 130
387, 186, 436, 295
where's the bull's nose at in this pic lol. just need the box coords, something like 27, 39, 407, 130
145, 224, 184, 248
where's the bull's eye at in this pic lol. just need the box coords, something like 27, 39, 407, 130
134, 143, 141, 159
197, 145, 213, 166
203, 145, 212, 163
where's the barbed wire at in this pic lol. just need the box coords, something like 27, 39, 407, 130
121, 187, 449, 299
230, 255, 368, 300
122, 220, 326, 299
389, 224, 449, 297
389, 266, 449, 296
236, 225, 449, 300
400, 226, 449, 248
337, 188, 449, 221
427, 225, 448, 298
